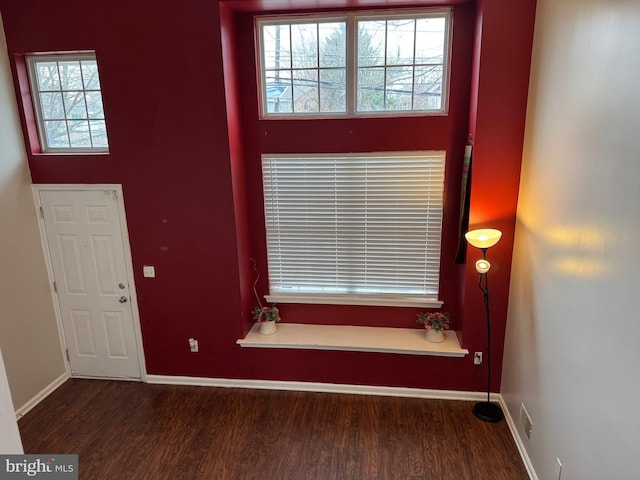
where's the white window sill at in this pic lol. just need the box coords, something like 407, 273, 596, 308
34, 150, 109, 156
237, 323, 468, 358
265, 294, 444, 308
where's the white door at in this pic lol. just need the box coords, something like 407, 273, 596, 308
38, 188, 141, 379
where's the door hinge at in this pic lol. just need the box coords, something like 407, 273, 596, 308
112, 190, 118, 200
53, 281, 58, 293
65, 349, 70, 362
39, 206, 44, 218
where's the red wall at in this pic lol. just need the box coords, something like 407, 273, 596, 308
462, 0, 537, 390
0, 0, 535, 392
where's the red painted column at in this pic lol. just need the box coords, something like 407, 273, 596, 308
463, 0, 537, 392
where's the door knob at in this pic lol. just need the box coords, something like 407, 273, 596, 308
119, 296, 128, 303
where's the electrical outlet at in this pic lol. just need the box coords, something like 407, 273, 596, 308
520, 403, 533, 440
474, 352, 483, 365
554, 458, 563, 479
188, 338, 199, 353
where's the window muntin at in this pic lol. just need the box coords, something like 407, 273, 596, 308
257, 9, 451, 118
261, 152, 446, 307
27, 53, 109, 152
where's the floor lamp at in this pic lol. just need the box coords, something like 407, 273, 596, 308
465, 228, 504, 423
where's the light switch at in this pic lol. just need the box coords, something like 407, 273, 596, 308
143, 265, 156, 278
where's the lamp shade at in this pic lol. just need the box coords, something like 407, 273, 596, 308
475, 259, 491, 274
465, 229, 502, 249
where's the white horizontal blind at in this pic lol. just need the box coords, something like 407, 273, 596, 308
262, 151, 445, 305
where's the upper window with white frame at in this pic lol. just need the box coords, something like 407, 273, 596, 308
27, 53, 109, 152
257, 9, 451, 117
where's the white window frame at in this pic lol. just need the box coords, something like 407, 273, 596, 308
261, 151, 446, 308
26, 53, 109, 154
256, 8, 452, 119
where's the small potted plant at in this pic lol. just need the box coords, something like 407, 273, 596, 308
417, 311, 451, 343
252, 304, 281, 335
251, 259, 281, 335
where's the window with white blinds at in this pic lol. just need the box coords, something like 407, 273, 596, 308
261, 151, 445, 307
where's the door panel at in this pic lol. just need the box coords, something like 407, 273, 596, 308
57, 235, 87, 294
92, 236, 119, 294
102, 311, 128, 358
71, 310, 97, 357
39, 189, 141, 379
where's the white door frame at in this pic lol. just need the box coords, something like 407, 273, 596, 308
32, 184, 147, 381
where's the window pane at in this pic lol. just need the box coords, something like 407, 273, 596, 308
81, 60, 101, 89
356, 15, 446, 112
40, 92, 65, 119
85, 92, 105, 119
68, 120, 91, 147
319, 22, 346, 67
386, 66, 414, 110
265, 70, 292, 113
293, 69, 319, 112
414, 65, 443, 110
358, 21, 386, 66
319, 69, 346, 112
30, 53, 109, 150
357, 67, 385, 111
89, 120, 109, 147
63, 92, 87, 119
291, 23, 317, 68
58, 61, 83, 90
415, 18, 445, 64
263, 25, 291, 69
44, 120, 69, 148
36, 62, 60, 91
386, 19, 415, 65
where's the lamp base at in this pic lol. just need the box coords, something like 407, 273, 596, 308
473, 401, 504, 422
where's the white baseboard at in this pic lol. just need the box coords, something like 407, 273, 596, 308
15, 371, 69, 420
70, 374, 140, 382
498, 396, 538, 480
145, 374, 501, 402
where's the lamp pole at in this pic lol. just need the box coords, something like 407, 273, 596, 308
465, 229, 504, 422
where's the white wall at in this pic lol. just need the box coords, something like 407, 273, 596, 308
0, 347, 22, 453
502, 1, 640, 479
0, 14, 66, 411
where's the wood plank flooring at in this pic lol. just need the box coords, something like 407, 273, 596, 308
18, 379, 529, 479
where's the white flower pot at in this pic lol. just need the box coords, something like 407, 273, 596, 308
425, 329, 445, 343
259, 321, 278, 335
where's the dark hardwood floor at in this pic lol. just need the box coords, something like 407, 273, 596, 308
19, 379, 528, 479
